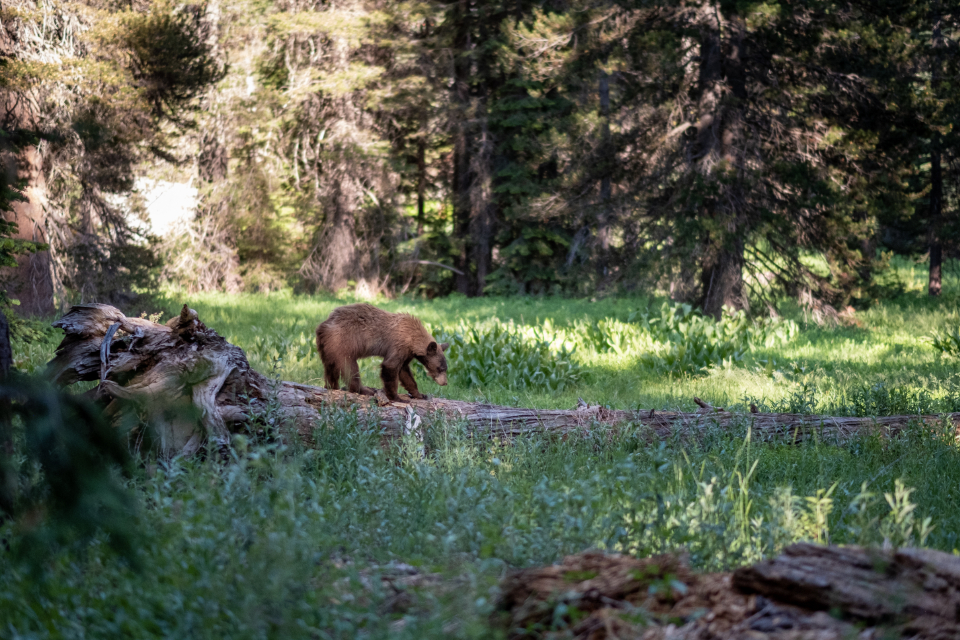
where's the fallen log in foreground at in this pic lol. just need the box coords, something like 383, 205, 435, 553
47, 303, 960, 458
496, 542, 960, 639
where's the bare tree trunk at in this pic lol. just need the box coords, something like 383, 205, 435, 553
197, 0, 227, 189
321, 181, 362, 292
198, 119, 228, 186
0, 23, 59, 317
700, 241, 745, 318
47, 303, 960, 458
416, 138, 426, 236
470, 119, 494, 295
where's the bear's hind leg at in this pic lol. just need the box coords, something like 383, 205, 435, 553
346, 360, 376, 396
399, 360, 423, 399
323, 362, 341, 391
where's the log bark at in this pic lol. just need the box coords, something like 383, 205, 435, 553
47, 303, 960, 458
733, 543, 960, 637
496, 543, 960, 639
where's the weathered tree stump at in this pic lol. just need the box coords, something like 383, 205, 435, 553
47, 303, 960, 458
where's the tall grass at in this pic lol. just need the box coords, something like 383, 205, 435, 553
2, 405, 957, 639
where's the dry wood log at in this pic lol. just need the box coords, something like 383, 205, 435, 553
496, 543, 960, 639
47, 303, 960, 458
733, 542, 960, 637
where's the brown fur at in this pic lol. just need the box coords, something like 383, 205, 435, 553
315, 304, 449, 403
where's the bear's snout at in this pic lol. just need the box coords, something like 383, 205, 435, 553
435, 372, 448, 386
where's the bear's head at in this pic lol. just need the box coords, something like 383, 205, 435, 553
419, 341, 450, 386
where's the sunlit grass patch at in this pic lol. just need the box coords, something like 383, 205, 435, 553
13, 279, 960, 414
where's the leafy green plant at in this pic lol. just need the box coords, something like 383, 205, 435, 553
244, 328, 315, 364
433, 320, 585, 392
630, 303, 797, 377
929, 327, 960, 357
569, 318, 648, 355
847, 383, 935, 417
880, 479, 934, 548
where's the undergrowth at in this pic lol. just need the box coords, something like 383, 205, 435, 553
7, 275, 960, 638
1, 405, 957, 639
432, 320, 585, 392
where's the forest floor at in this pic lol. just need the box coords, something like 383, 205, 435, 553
4, 256, 960, 639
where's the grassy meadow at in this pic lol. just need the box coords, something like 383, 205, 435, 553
162, 258, 960, 415
4, 256, 960, 639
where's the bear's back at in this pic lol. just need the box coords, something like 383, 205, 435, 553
320, 304, 433, 358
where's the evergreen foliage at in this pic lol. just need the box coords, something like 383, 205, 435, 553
5, 0, 960, 312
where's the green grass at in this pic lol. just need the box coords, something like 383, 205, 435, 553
128, 262, 960, 415
4, 257, 960, 639
1, 414, 957, 639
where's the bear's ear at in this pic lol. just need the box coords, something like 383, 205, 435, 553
426, 341, 438, 355
440, 342, 449, 352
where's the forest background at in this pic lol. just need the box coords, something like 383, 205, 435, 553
2, 0, 959, 318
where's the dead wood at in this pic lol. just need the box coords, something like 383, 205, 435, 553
495, 543, 960, 639
47, 303, 960, 458
733, 543, 960, 635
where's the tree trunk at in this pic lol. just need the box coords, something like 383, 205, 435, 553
1, 145, 57, 316
198, 121, 228, 185
0, 311, 13, 515
597, 64, 612, 279
0, 19, 60, 317
700, 240, 745, 318
928, 3, 943, 297
452, 0, 473, 295
470, 119, 494, 295
416, 138, 426, 236
694, 8, 747, 319
322, 181, 362, 292
46, 303, 960, 458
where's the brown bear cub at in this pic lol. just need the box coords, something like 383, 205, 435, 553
316, 304, 449, 403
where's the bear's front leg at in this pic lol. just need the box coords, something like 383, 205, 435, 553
399, 360, 424, 400
381, 358, 408, 403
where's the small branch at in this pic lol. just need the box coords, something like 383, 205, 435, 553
399, 260, 465, 275
693, 396, 724, 411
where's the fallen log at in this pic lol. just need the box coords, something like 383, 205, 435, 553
495, 542, 960, 639
733, 543, 960, 630
47, 303, 960, 457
